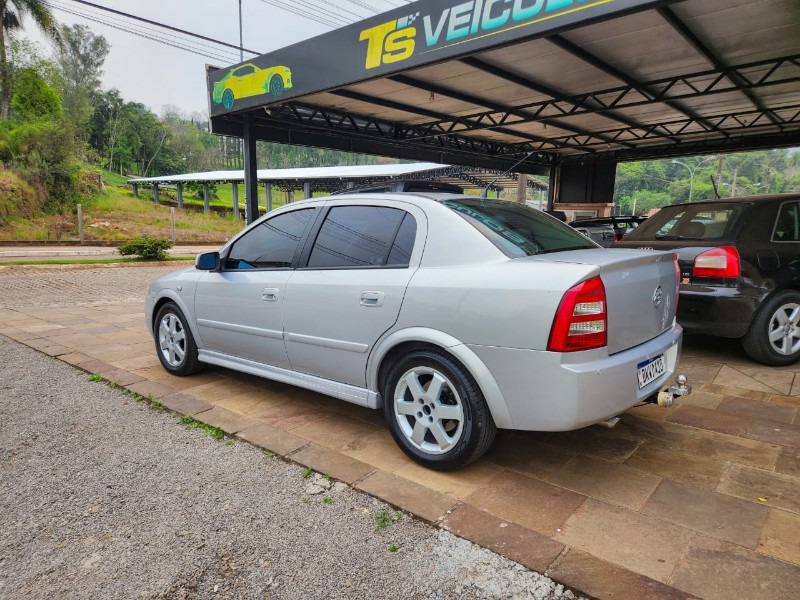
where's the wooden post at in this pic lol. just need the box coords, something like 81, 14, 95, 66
132, 183, 139, 198
303, 181, 311, 199
153, 183, 160, 205
232, 182, 240, 219
516, 173, 528, 204
170, 207, 176, 243
265, 183, 273, 212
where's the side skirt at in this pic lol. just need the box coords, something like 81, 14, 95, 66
197, 349, 381, 409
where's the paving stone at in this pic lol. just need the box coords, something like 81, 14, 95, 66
776, 446, 800, 478
248, 400, 328, 431
757, 509, 800, 565
340, 429, 412, 472
39, 345, 72, 357
747, 368, 796, 396
194, 406, 258, 435
236, 422, 308, 456
356, 469, 457, 522
668, 404, 752, 436
466, 470, 586, 536
110, 355, 161, 371
547, 549, 697, 600
545, 427, 641, 463
291, 413, 381, 450
180, 379, 260, 402
291, 443, 374, 485
670, 534, 800, 600
642, 480, 768, 548
613, 415, 697, 449
548, 455, 661, 511
76, 359, 117, 374
747, 419, 800, 449
771, 394, 800, 409
718, 463, 800, 514
393, 460, 500, 501
624, 402, 677, 421
484, 432, 575, 480
213, 391, 274, 416
680, 429, 780, 470
554, 499, 694, 583
126, 380, 177, 400
672, 389, 725, 409
59, 352, 94, 366
701, 383, 771, 402
719, 396, 796, 424
442, 504, 564, 573
713, 364, 782, 394
625, 443, 725, 490
159, 393, 213, 416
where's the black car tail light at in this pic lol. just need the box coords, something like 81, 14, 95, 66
692, 246, 740, 278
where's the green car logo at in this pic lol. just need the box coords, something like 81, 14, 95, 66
212, 64, 293, 110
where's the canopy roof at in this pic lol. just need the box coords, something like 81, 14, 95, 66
207, 0, 800, 175
128, 162, 548, 193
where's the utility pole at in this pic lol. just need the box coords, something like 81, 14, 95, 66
238, 0, 244, 62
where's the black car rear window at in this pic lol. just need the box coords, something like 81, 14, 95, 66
442, 199, 596, 257
626, 203, 748, 242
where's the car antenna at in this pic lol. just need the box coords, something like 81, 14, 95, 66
481, 151, 536, 199
710, 175, 721, 200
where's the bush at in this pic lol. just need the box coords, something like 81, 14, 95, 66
0, 169, 44, 226
118, 237, 172, 261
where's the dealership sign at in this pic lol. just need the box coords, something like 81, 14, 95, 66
208, 0, 664, 117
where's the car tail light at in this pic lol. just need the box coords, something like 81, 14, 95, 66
673, 253, 681, 309
548, 276, 607, 352
692, 246, 740, 278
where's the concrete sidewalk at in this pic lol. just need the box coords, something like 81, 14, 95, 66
1, 264, 798, 600
0, 245, 218, 262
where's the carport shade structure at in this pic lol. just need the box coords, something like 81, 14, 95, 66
207, 0, 800, 222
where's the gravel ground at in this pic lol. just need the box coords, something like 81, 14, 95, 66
0, 335, 584, 600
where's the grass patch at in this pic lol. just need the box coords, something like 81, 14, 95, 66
88, 374, 104, 382
322, 496, 333, 504
388, 544, 398, 552
177, 414, 225, 440
263, 450, 275, 457
374, 510, 403, 531
302, 467, 314, 479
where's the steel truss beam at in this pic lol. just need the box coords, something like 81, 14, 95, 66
400, 54, 800, 143
261, 102, 561, 165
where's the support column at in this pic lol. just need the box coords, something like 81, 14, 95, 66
516, 173, 528, 204
303, 181, 311, 199
202, 183, 210, 214
547, 165, 558, 211
232, 183, 240, 219
265, 183, 272, 212
132, 183, 139, 198
176, 183, 184, 209
153, 183, 160, 205
243, 117, 259, 224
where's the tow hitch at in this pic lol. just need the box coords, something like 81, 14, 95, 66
647, 374, 691, 408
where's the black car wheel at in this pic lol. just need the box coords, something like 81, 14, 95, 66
383, 349, 496, 471
154, 302, 203, 376
742, 290, 800, 366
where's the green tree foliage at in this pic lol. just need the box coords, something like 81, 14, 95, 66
0, 0, 61, 118
9, 67, 61, 121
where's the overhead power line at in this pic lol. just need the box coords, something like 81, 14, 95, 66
64, 0, 263, 55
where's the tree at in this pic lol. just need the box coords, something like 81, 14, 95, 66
53, 24, 109, 141
10, 66, 61, 121
0, 0, 61, 118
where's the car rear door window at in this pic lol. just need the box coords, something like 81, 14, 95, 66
773, 201, 800, 242
629, 204, 746, 241
225, 208, 314, 270
307, 206, 415, 268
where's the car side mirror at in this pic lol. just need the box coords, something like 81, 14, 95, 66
195, 251, 220, 271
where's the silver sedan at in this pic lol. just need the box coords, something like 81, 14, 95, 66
146, 194, 683, 470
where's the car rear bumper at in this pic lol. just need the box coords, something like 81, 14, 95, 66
677, 284, 761, 338
468, 325, 683, 431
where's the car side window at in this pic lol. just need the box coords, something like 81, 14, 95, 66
773, 201, 800, 242
225, 208, 314, 270
307, 206, 416, 268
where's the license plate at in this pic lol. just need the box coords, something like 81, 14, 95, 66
637, 355, 666, 389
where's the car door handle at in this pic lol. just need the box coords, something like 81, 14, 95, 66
360, 291, 385, 307
261, 287, 279, 302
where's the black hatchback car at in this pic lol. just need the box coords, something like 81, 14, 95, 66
613, 194, 800, 366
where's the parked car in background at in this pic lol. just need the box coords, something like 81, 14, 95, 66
614, 194, 800, 366
332, 179, 464, 195
570, 216, 647, 247
146, 193, 684, 470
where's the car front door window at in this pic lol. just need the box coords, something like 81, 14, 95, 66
226, 209, 314, 270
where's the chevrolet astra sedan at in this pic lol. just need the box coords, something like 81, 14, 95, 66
146, 194, 683, 470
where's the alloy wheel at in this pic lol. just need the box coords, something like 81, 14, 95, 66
158, 313, 187, 367
767, 302, 800, 356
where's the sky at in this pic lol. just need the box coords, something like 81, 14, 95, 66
26, 0, 407, 117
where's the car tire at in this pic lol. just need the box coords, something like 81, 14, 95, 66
741, 290, 800, 366
383, 349, 496, 471
154, 302, 203, 376
268, 75, 284, 96
222, 88, 234, 110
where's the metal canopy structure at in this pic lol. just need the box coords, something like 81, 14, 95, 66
208, 0, 800, 176
127, 162, 548, 194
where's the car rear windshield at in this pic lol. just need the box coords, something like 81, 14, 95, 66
442, 198, 596, 257
625, 203, 748, 242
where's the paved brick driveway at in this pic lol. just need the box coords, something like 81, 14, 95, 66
1, 264, 798, 600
